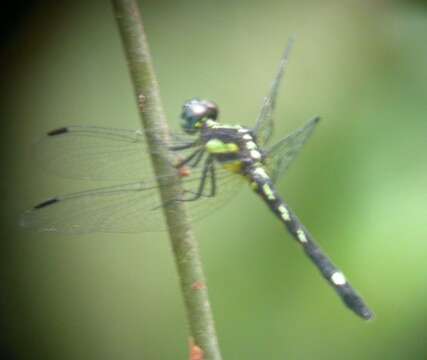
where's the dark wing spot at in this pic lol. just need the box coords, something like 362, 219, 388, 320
47, 127, 69, 136
34, 197, 60, 209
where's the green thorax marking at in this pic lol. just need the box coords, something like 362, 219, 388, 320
204, 120, 243, 155
205, 138, 239, 154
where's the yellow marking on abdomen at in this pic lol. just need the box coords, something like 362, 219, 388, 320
253, 167, 269, 179
262, 183, 275, 200
250, 181, 258, 190
277, 204, 290, 221
245, 141, 257, 150
296, 229, 308, 243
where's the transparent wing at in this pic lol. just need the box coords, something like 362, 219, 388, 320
20, 162, 244, 234
33, 125, 200, 181
265, 116, 320, 183
253, 36, 295, 147
20, 181, 163, 233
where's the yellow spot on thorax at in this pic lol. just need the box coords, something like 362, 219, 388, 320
222, 161, 242, 173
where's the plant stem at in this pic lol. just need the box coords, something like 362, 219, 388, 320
111, 1, 223, 359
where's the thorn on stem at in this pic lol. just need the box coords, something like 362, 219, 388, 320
138, 93, 145, 111
192, 281, 206, 290
189, 338, 204, 360
178, 165, 191, 177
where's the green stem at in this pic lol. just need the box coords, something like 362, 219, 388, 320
111, 1, 223, 359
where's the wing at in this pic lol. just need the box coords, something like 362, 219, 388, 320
20, 162, 243, 234
253, 36, 295, 147
33, 125, 200, 181
20, 181, 163, 233
265, 116, 320, 183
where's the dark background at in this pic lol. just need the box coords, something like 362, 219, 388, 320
1, 0, 427, 359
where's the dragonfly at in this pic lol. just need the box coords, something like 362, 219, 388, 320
20, 39, 373, 320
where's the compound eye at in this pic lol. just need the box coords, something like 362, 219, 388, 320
182, 99, 205, 121
191, 103, 208, 118
202, 100, 218, 120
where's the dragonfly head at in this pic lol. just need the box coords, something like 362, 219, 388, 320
181, 98, 218, 134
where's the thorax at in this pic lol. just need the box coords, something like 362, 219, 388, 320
201, 121, 264, 173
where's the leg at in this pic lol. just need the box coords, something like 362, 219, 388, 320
208, 161, 217, 197
183, 159, 216, 199
179, 157, 213, 202
188, 149, 205, 168
169, 140, 198, 151
175, 149, 203, 168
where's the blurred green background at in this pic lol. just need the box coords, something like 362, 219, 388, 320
1, 0, 427, 359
